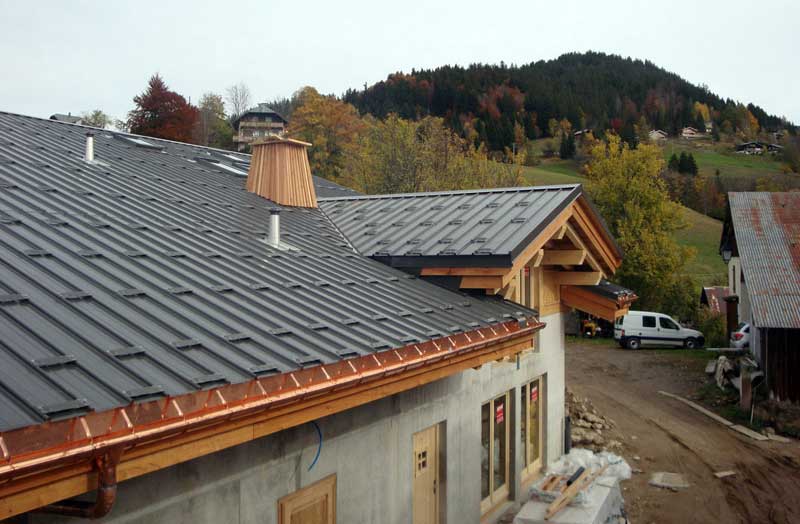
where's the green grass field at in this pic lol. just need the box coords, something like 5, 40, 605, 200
518, 152, 727, 286
662, 138, 787, 180
674, 207, 726, 283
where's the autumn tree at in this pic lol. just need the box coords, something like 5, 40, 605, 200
286, 87, 365, 180
340, 115, 522, 194
81, 110, 113, 129
586, 135, 695, 318
225, 82, 252, 121
126, 74, 199, 143
195, 93, 233, 149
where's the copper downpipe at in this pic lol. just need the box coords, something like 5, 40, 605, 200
36, 447, 122, 519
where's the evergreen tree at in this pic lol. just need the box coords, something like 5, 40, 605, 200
694, 114, 706, 134
687, 153, 699, 176
711, 122, 720, 142
678, 152, 690, 174
559, 132, 576, 159
668, 153, 680, 172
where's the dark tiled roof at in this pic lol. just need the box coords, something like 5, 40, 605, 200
0, 111, 530, 432
727, 192, 800, 328
319, 185, 582, 267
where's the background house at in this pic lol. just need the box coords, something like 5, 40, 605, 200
681, 126, 703, 139
721, 192, 800, 402
649, 129, 668, 141
232, 103, 288, 151
49, 112, 83, 124
0, 113, 627, 524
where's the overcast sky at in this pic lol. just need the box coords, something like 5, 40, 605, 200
1, 0, 797, 124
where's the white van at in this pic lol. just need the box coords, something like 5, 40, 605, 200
614, 311, 704, 349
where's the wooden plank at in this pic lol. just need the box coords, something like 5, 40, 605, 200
545, 468, 591, 519
0, 335, 535, 520
554, 272, 602, 286
541, 250, 586, 266
460, 276, 503, 289
420, 267, 509, 277
563, 225, 603, 274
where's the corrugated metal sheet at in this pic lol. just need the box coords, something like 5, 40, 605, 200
319, 185, 582, 265
0, 111, 530, 432
729, 192, 800, 328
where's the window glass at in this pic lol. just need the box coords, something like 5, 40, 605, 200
642, 316, 656, 328
615, 316, 623, 326
528, 380, 540, 465
520, 388, 527, 467
660, 317, 679, 330
744, 326, 750, 333
480, 403, 490, 499
493, 395, 507, 491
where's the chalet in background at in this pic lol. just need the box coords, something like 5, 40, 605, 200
648, 129, 668, 141
232, 103, 288, 151
680, 126, 704, 139
735, 141, 784, 155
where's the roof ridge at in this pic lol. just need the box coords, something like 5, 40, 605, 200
0, 110, 253, 159
318, 183, 582, 202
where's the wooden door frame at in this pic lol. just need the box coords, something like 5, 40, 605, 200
480, 391, 511, 516
412, 424, 441, 524
277, 474, 336, 524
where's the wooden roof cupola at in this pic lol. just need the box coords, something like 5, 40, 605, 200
246, 137, 318, 208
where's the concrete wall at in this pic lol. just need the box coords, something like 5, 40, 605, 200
32, 313, 565, 524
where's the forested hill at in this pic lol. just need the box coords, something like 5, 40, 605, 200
343, 52, 792, 151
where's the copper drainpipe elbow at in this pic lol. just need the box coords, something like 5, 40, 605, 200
37, 448, 122, 519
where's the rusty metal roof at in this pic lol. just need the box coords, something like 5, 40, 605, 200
700, 286, 730, 315
727, 192, 800, 328
0, 111, 533, 432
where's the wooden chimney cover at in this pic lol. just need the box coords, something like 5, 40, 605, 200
246, 138, 318, 208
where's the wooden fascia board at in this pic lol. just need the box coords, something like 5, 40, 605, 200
0, 333, 536, 519
560, 285, 624, 319
420, 267, 509, 277
551, 271, 602, 286
541, 249, 586, 266
460, 276, 504, 289
502, 206, 574, 287
571, 198, 620, 272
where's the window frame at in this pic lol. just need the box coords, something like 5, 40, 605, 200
480, 391, 511, 515
520, 377, 544, 483
659, 317, 679, 330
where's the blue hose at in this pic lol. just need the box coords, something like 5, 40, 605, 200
308, 421, 322, 471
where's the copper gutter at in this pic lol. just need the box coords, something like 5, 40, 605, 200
0, 318, 542, 486
36, 447, 122, 519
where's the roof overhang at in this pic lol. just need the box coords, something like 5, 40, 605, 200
561, 283, 638, 321
0, 319, 542, 519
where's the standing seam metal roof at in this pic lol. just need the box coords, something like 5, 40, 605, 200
0, 111, 531, 432
319, 185, 582, 263
728, 192, 800, 329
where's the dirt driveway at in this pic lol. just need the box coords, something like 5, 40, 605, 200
566, 339, 800, 524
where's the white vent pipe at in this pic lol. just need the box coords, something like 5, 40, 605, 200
269, 209, 281, 246
84, 132, 95, 162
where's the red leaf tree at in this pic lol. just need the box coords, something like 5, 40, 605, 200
127, 74, 199, 143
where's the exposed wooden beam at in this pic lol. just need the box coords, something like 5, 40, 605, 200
530, 249, 544, 268
541, 249, 586, 266
420, 267, 508, 277
554, 271, 602, 286
571, 199, 621, 272
563, 225, 603, 274
502, 206, 574, 287
460, 276, 504, 289
0, 335, 536, 519
555, 224, 568, 240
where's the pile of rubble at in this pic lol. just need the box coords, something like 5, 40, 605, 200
567, 388, 623, 452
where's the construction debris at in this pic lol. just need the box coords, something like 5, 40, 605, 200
567, 388, 621, 452
705, 359, 717, 375
649, 472, 690, 490
714, 470, 737, 479
515, 449, 629, 524
715, 356, 735, 389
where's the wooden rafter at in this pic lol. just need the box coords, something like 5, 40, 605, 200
551, 271, 602, 286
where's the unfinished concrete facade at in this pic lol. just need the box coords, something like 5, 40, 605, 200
32, 312, 565, 524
